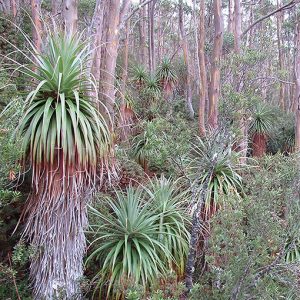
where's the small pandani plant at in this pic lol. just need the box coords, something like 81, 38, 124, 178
131, 64, 149, 89
249, 104, 275, 157
87, 177, 190, 299
156, 58, 177, 97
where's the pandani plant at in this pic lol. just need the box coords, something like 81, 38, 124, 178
249, 103, 275, 157
87, 187, 170, 299
156, 58, 177, 96
184, 129, 246, 290
186, 130, 244, 219
146, 175, 190, 276
87, 177, 190, 299
143, 75, 162, 102
131, 64, 149, 89
13, 33, 112, 299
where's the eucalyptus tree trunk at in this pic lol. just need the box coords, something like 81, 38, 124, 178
99, 0, 121, 128
139, 0, 147, 65
198, 0, 207, 136
11, 0, 17, 17
63, 0, 78, 35
89, 0, 104, 102
295, 21, 300, 150
228, 0, 234, 34
98, 0, 131, 128
179, 0, 195, 119
208, 0, 224, 128
119, 19, 132, 140
121, 21, 129, 101
31, 0, 42, 52
234, 0, 241, 53
247, 0, 254, 48
148, 0, 157, 73
277, 0, 286, 110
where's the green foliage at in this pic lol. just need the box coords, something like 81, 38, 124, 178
131, 65, 149, 87
196, 154, 300, 300
0, 240, 34, 300
249, 103, 275, 136
143, 75, 161, 101
267, 110, 295, 154
17, 33, 111, 173
87, 187, 170, 299
131, 117, 193, 174
147, 176, 190, 275
87, 178, 190, 299
222, 32, 234, 54
185, 130, 244, 216
156, 58, 177, 90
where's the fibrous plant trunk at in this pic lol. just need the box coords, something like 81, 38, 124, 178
22, 158, 90, 299
252, 133, 267, 157
185, 177, 209, 291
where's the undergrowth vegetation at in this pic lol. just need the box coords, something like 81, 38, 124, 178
1, 3, 300, 300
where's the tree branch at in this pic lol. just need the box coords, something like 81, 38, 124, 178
242, 0, 298, 37
123, 0, 154, 23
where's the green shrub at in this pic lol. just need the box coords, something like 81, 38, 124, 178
194, 154, 300, 299
87, 177, 190, 299
131, 116, 194, 174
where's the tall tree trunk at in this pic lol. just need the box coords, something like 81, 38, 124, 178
63, 0, 78, 35
277, 0, 285, 110
228, 0, 234, 34
208, 0, 224, 128
148, 0, 157, 73
234, 0, 241, 53
11, 0, 17, 17
98, 0, 131, 127
31, 0, 42, 53
99, 0, 121, 128
119, 19, 132, 140
52, 0, 60, 16
233, 0, 248, 162
198, 0, 207, 136
157, 6, 162, 63
139, 0, 147, 65
89, 0, 104, 102
247, 0, 254, 48
295, 21, 300, 150
179, 0, 195, 119
120, 20, 129, 102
